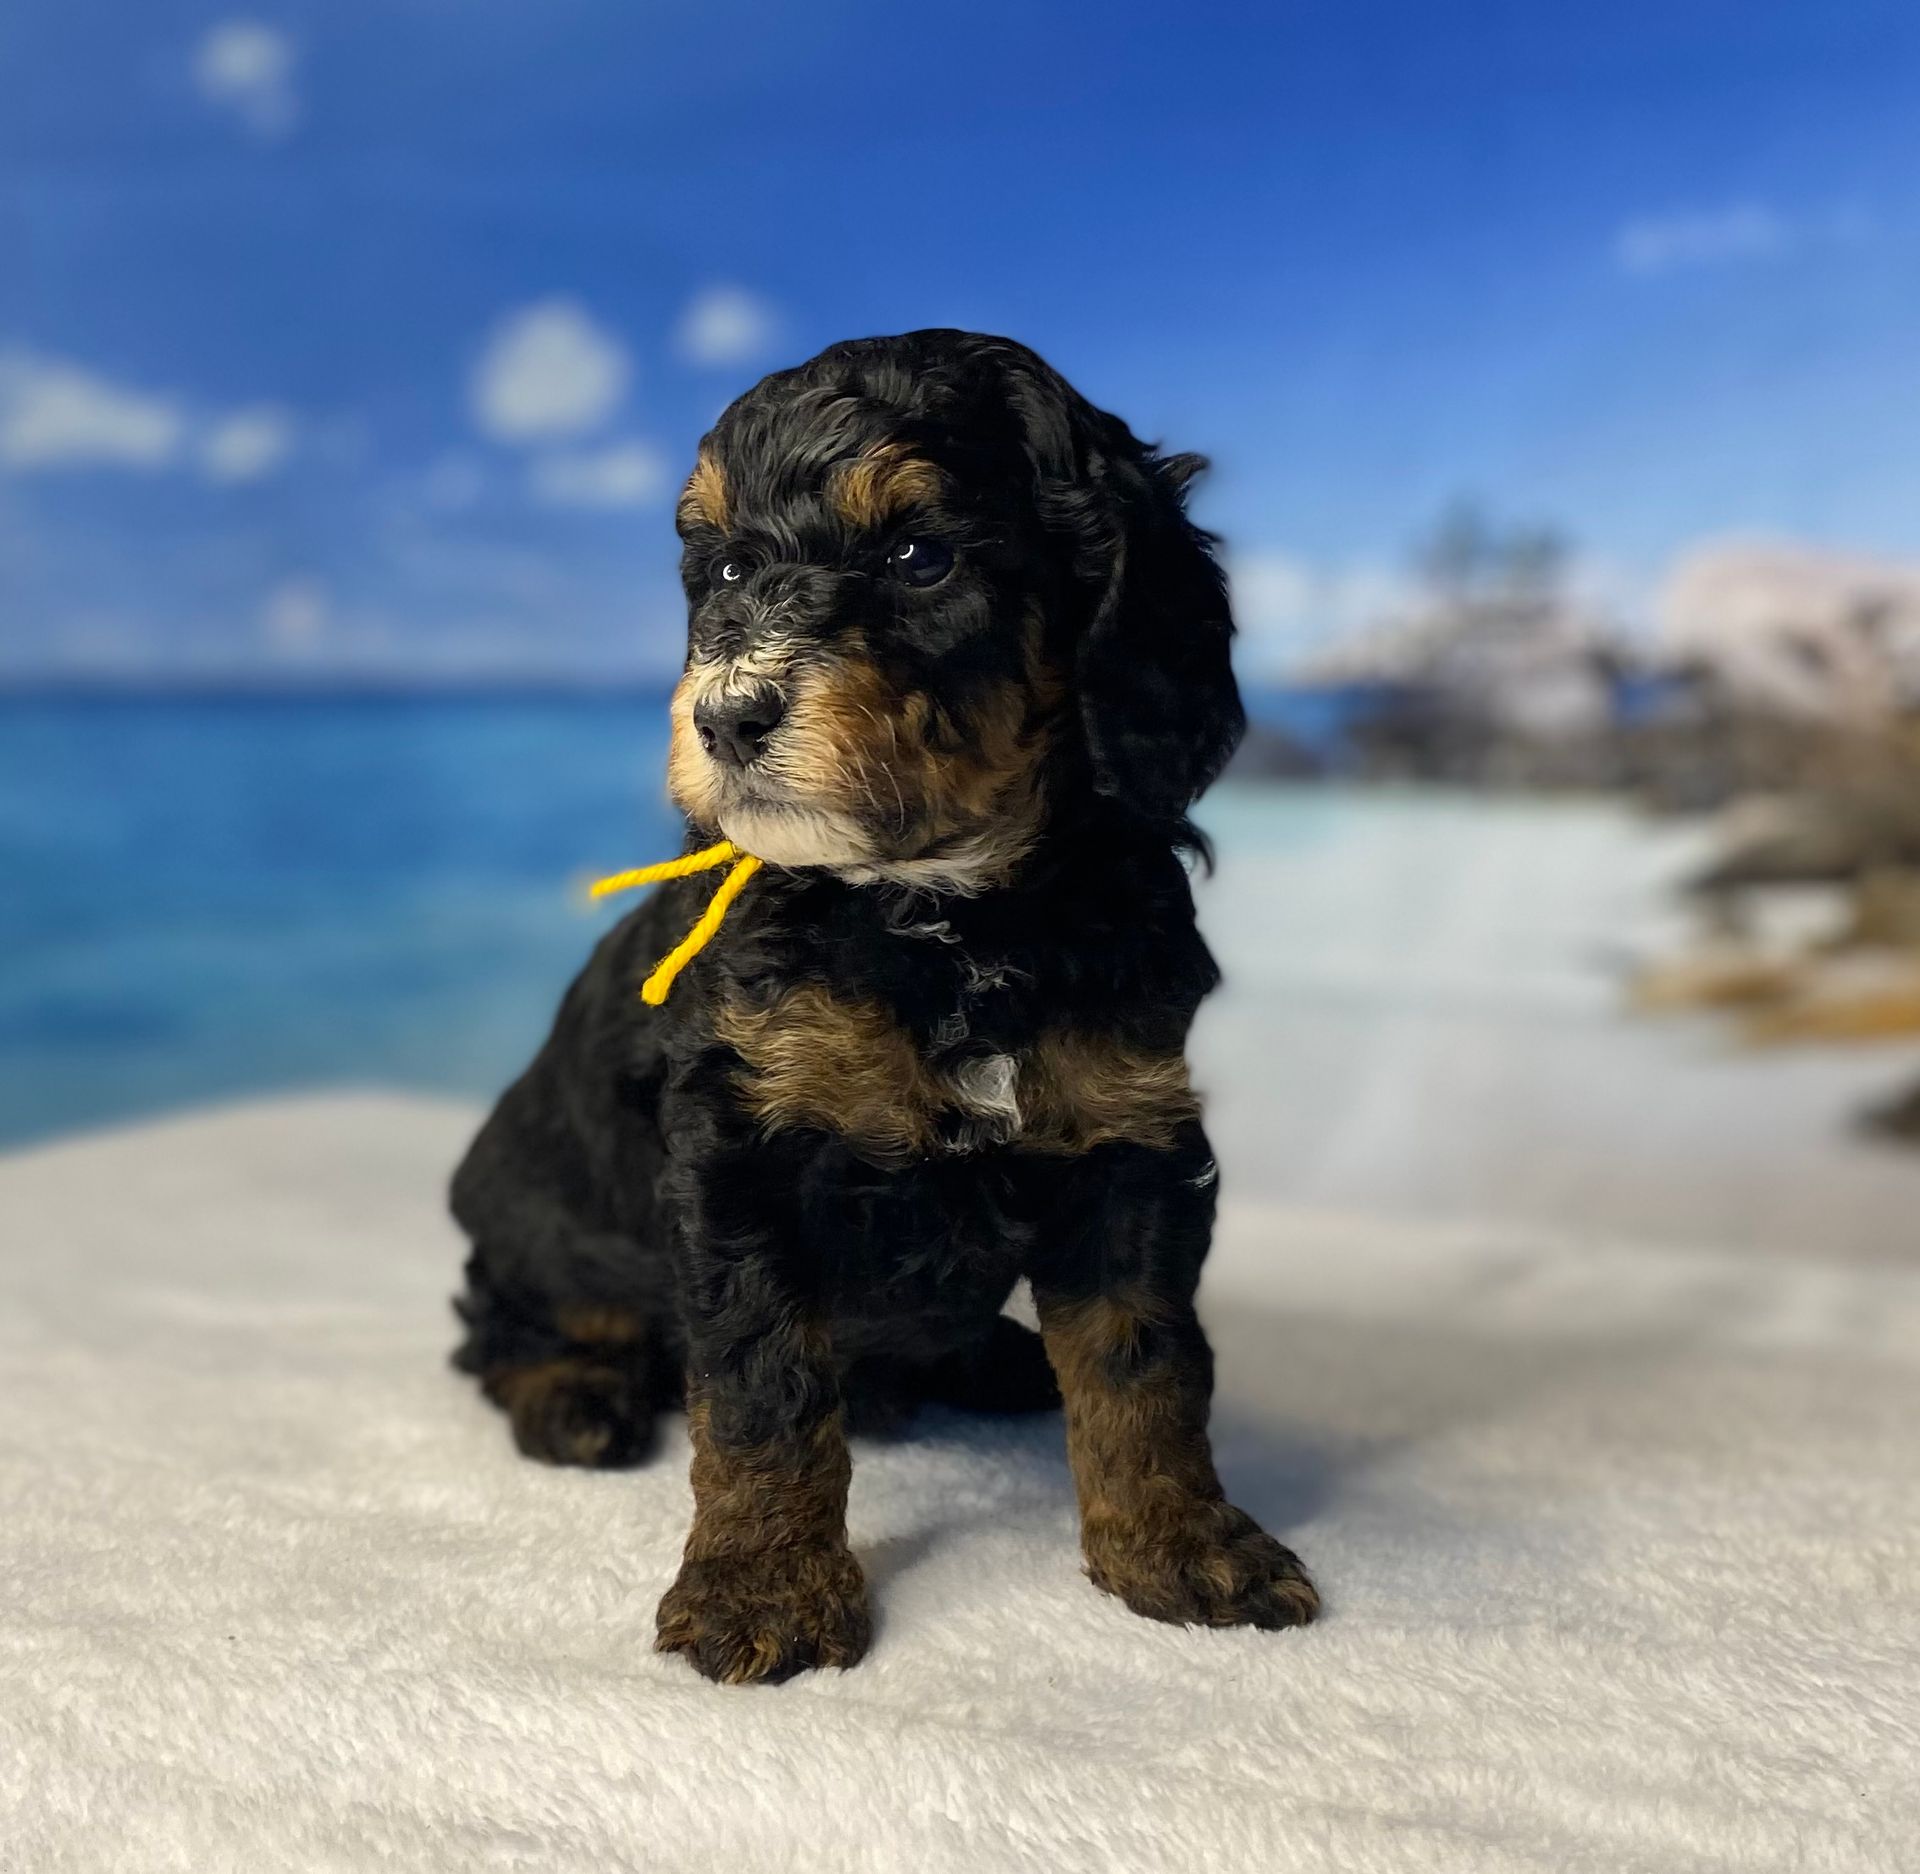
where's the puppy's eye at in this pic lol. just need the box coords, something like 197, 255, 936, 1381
715, 559, 745, 585
887, 537, 954, 589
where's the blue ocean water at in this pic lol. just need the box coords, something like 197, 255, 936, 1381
0, 696, 682, 1148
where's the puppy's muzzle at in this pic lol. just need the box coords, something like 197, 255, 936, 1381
695, 680, 787, 769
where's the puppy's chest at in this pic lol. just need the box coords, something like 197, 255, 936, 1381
712, 940, 1196, 1164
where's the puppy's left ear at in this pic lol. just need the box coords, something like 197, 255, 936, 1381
1004, 353, 1244, 822
1074, 443, 1244, 821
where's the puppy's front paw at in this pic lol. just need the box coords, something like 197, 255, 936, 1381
1086, 1502, 1319, 1631
655, 1546, 870, 1685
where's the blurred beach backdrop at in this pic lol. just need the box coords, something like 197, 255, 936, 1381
6, 0, 1920, 1174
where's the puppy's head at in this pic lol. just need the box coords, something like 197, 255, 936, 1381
669, 330, 1242, 890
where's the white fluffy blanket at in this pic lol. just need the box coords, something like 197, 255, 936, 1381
4, 799, 1918, 1870
2, 1091, 1915, 1873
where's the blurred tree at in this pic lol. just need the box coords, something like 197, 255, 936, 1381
1503, 524, 1570, 611
1413, 499, 1571, 637
1417, 499, 1497, 606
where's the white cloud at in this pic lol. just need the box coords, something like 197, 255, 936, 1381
0, 350, 186, 470
1614, 204, 1789, 276
528, 440, 668, 511
0, 349, 302, 484
261, 575, 329, 656
199, 404, 295, 483
192, 20, 300, 142
674, 286, 780, 368
471, 300, 631, 444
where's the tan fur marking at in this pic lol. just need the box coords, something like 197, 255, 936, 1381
482, 1358, 577, 1416
555, 1304, 643, 1345
719, 980, 1196, 1162
769, 648, 1056, 890
717, 985, 942, 1160
1042, 1289, 1220, 1563
655, 1397, 868, 1683
829, 442, 943, 529
481, 1357, 625, 1466
676, 1397, 852, 1560
1039, 1290, 1319, 1628
667, 609, 1064, 891
759, 652, 901, 819
1019, 1034, 1200, 1154
677, 448, 730, 532
666, 665, 725, 828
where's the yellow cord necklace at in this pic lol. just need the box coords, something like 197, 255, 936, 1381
588, 840, 764, 1006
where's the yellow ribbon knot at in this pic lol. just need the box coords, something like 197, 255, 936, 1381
588, 840, 764, 1006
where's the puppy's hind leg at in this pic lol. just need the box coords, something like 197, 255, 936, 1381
455, 1253, 678, 1470
451, 1076, 682, 1470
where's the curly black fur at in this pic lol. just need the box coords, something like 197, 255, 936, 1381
451, 331, 1316, 1683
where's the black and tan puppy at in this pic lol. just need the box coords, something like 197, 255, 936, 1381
450, 330, 1318, 1684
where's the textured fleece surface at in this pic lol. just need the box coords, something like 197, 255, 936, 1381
5, 796, 1919, 1871
2, 1088, 1916, 1874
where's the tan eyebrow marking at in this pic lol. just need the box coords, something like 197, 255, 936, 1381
678, 448, 731, 531
829, 442, 944, 529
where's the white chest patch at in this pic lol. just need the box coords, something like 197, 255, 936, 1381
946, 1052, 1023, 1142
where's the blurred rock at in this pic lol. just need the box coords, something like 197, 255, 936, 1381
1660, 540, 1920, 726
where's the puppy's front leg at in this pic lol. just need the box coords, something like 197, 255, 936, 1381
655, 1151, 868, 1686
1033, 1127, 1320, 1632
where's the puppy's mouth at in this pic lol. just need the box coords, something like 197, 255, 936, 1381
704, 779, 878, 871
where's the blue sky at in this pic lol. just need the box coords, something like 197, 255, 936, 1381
2, 0, 1917, 680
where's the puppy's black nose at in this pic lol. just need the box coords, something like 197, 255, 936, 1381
694, 681, 787, 768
